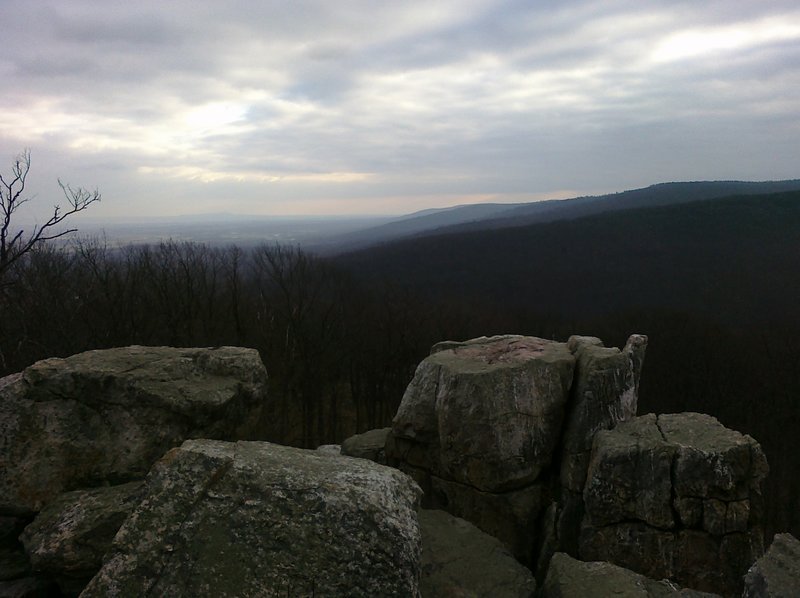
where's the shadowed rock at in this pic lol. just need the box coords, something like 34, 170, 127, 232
0, 346, 268, 515
419, 509, 536, 598
341, 427, 391, 464
743, 533, 800, 597
542, 552, 720, 597
19, 482, 144, 596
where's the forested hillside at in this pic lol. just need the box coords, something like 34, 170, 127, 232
334, 190, 800, 540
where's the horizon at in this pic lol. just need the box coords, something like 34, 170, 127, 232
2, 1, 799, 219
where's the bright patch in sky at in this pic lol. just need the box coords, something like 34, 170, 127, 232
184, 103, 248, 131
653, 17, 800, 63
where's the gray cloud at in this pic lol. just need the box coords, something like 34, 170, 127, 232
1, 0, 798, 217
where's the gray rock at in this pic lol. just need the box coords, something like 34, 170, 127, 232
419, 509, 535, 598
82, 439, 422, 597
658, 413, 769, 503
583, 414, 676, 529
541, 552, 720, 597
0, 346, 267, 515
428, 475, 546, 564
560, 334, 648, 494
315, 444, 342, 456
341, 428, 391, 464
388, 335, 575, 493
19, 482, 144, 596
743, 533, 800, 597
579, 413, 768, 596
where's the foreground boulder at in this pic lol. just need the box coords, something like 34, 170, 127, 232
82, 439, 422, 597
419, 509, 536, 598
0, 346, 268, 515
580, 413, 768, 596
542, 552, 719, 597
19, 482, 144, 596
743, 533, 800, 597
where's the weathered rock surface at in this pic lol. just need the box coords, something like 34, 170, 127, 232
560, 334, 648, 494
389, 335, 576, 493
543, 334, 648, 564
0, 346, 268, 515
19, 482, 144, 596
743, 533, 800, 597
82, 439, 422, 597
580, 413, 768, 596
419, 509, 536, 598
315, 444, 342, 456
387, 334, 649, 569
541, 552, 720, 597
341, 427, 391, 464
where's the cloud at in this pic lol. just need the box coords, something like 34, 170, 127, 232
1, 0, 798, 217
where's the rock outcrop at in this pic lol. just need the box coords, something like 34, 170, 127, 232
2, 335, 787, 595
82, 439, 423, 597
542, 552, 720, 597
386, 334, 646, 564
19, 482, 144, 596
743, 533, 800, 597
580, 413, 768, 596
0, 345, 268, 515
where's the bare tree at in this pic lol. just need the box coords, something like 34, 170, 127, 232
0, 149, 100, 280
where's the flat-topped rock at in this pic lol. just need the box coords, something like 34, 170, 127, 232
0, 346, 267, 515
580, 413, 768, 596
82, 439, 422, 597
389, 335, 575, 493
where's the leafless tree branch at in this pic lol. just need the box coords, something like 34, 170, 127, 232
0, 149, 101, 281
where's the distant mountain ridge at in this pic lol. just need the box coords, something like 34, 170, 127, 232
333, 188, 800, 325
316, 180, 800, 254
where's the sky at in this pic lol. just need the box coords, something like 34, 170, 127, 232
2, 0, 799, 219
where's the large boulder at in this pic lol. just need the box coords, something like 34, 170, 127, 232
743, 533, 800, 597
388, 335, 576, 493
541, 552, 719, 597
419, 509, 536, 598
387, 334, 651, 568
19, 482, 144, 596
580, 413, 768, 596
0, 346, 268, 515
82, 439, 422, 597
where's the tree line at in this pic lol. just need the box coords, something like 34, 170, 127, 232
0, 238, 469, 447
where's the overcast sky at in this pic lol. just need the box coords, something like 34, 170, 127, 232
2, 1, 799, 219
